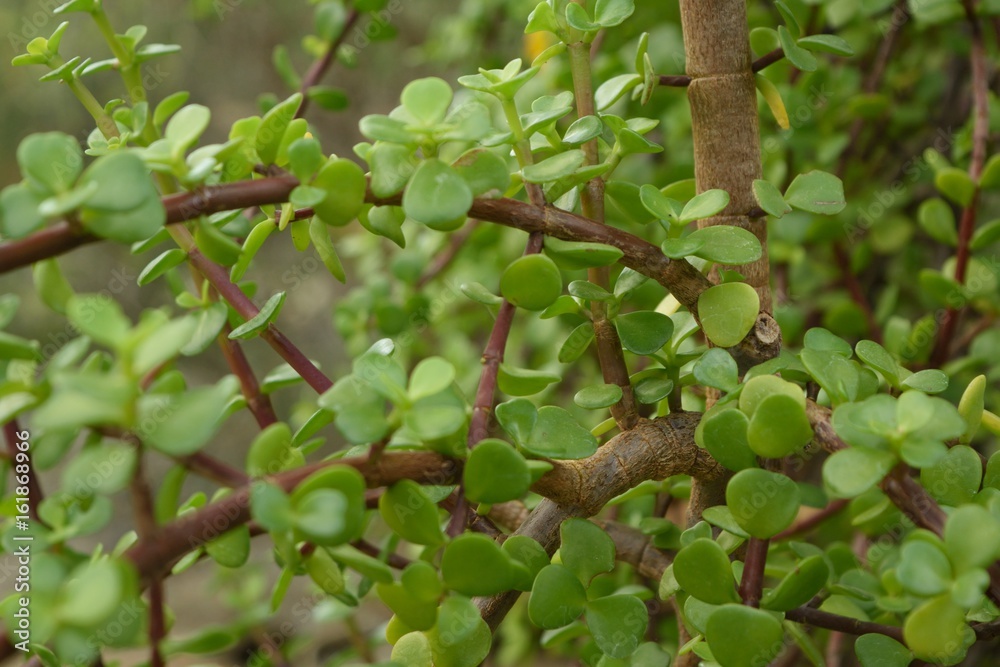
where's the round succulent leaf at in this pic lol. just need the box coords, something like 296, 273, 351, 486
685, 225, 763, 265
727, 468, 800, 538
500, 254, 563, 311
752, 179, 791, 217
704, 604, 784, 667
502, 536, 550, 591
379, 479, 445, 546
426, 596, 492, 667
632, 372, 674, 404
660, 236, 704, 259
903, 594, 972, 664
497, 364, 560, 396
673, 538, 739, 604
783, 170, 846, 215
402, 560, 444, 604
585, 594, 648, 659
560, 518, 615, 585
574, 383, 623, 409
823, 447, 898, 498
442, 533, 516, 596
403, 158, 473, 228
391, 632, 433, 666
204, 524, 251, 569
522, 150, 585, 183
57, 558, 124, 627
639, 183, 682, 221
693, 347, 739, 393
855, 339, 901, 386
920, 445, 982, 506
523, 406, 598, 460
495, 398, 538, 446
77, 152, 166, 242
803, 327, 854, 357
401, 77, 453, 126
451, 148, 509, 196
746, 394, 814, 458
935, 167, 975, 207
246, 422, 294, 477
917, 198, 958, 246
567, 279, 613, 302
678, 189, 730, 223
699, 408, 757, 472
562, 115, 603, 145
408, 356, 456, 401
392, 591, 450, 646
698, 282, 760, 348
529, 564, 588, 629
304, 547, 346, 596
465, 438, 531, 503
900, 369, 948, 394
292, 488, 348, 545
759, 554, 829, 612
739, 374, 805, 417
544, 236, 623, 270
854, 633, 913, 667
615, 310, 673, 356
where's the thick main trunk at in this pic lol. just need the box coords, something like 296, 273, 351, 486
680, 0, 771, 313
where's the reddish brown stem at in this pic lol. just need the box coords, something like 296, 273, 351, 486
785, 606, 904, 643
294, 9, 361, 119
3, 420, 44, 522
218, 325, 279, 428
774, 498, 849, 540
931, 0, 989, 367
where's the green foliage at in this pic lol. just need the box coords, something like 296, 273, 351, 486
2, 0, 998, 665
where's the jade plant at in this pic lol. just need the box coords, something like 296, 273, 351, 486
1, 0, 999, 665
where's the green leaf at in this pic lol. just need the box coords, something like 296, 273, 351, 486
497, 364, 560, 396
783, 170, 846, 214
920, 445, 982, 506
755, 73, 790, 130
137, 248, 187, 286
379, 479, 445, 546
705, 605, 784, 667
727, 468, 801, 538
442, 533, 515, 596
409, 357, 456, 401
574, 384, 623, 409
164, 104, 210, 156
777, 25, 818, 71
797, 34, 855, 56
205, 524, 251, 569
673, 538, 739, 604
308, 217, 347, 283
66, 294, 130, 348
250, 480, 294, 532
562, 115, 603, 146
17, 132, 82, 193
917, 198, 958, 246
401, 77, 453, 126
698, 282, 760, 347
522, 150, 586, 183
958, 375, 986, 444
760, 555, 829, 611
903, 595, 970, 664
525, 1, 561, 35
595, 74, 642, 111
403, 158, 473, 228
452, 148, 510, 197
523, 406, 598, 460
981, 154, 1000, 190
229, 291, 286, 340
854, 634, 913, 667
568, 280, 613, 302
900, 369, 948, 393
746, 394, 814, 458
594, 0, 635, 27
256, 93, 302, 165
544, 237, 623, 270
500, 254, 563, 311
945, 505, 1000, 573
529, 565, 587, 628
465, 439, 531, 503
752, 179, 791, 217
561, 518, 615, 584
77, 152, 166, 242
495, 398, 537, 447
33, 258, 75, 313
684, 226, 763, 265
293, 489, 348, 544
0, 183, 47, 239
693, 348, 739, 393
615, 311, 673, 356
935, 167, 975, 206
141, 377, 237, 456
823, 447, 898, 498
565, 3, 599, 32
679, 189, 729, 223
698, 408, 757, 472
970, 218, 1000, 250
585, 594, 647, 659
61, 441, 136, 496
855, 339, 900, 386
312, 157, 366, 227
246, 423, 293, 476
57, 559, 124, 627
639, 184, 682, 222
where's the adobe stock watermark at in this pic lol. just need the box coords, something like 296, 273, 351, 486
7, 0, 63, 52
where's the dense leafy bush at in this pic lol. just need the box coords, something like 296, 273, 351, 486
0, 0, 999, 665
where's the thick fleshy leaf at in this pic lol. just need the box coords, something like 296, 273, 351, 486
403, 159, 473, 228
824, 447, 897, 498
379, 480, 445, 546
673, 538, 739, 604
903, 595, 971, 664
442, 533, 516, 596
561, 518, 615, 585
522, 406, 598, 460
585, 594, 647, 659
529, 565, 587, 628
465, 439, 531, 503
616, 311, 673, 355
727, 468, 800, 538
698, 283, 760, 347
705, 605, 785, 667
783, 170, 846, 215
500, 254, 563, 311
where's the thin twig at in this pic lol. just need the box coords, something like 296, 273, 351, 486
931, 0, 989, 366
416, 219, 481, 288
3, 420, 44, 522
218, 324, 280, 428
659, 47, 784, 88
785, 606, 904, 643
295, 9, 361, 119
774, 498, 849, 540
